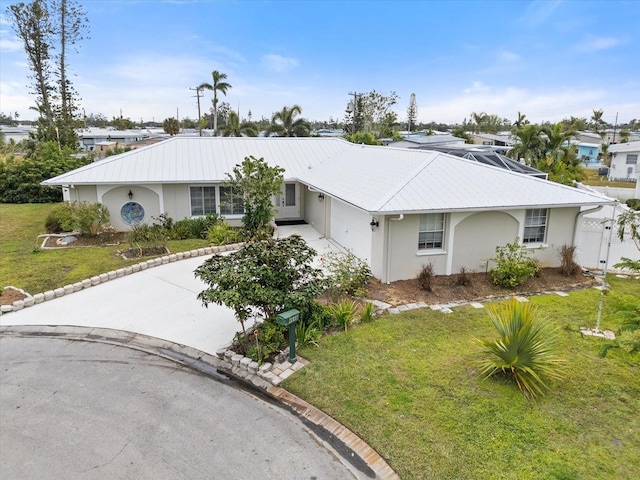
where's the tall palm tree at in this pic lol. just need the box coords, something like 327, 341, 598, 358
221, 111, 258, 137
540, 124, 576, 164
509, 124, 542, 165
267, 105, 310, 137
591, 109, 605, 133
513, 111, 528, 131
200, 70, 232, 135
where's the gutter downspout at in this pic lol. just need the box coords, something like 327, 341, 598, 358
385, 214, 404, 284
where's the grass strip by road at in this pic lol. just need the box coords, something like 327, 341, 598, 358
0, 203, 209, 294
285, 278, 640, 480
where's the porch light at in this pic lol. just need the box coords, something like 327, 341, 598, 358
370, 218, 379, 232
318, 193, 325, 201
128, 189, 133, 200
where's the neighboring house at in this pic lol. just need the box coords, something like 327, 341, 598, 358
78, 128, 164, 152
469, 133, 515, 147
312, 129, 345, 137
607, 141, 640, 182
0, 125, 36, 143
43, 137, 615, 283
600, 129, 640, 144
575, 142, 601, 165
577, 131, 604, 145
389, 134, 465, 149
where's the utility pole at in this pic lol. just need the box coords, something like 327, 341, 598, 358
190, 86, 204, 136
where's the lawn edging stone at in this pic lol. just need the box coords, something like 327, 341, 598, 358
0, 242, 244, 315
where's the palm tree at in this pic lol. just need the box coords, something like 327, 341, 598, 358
200, 70, 232, 135
163, 117, 180, 136
591, 108, 605, 133
267, 105, 310, 137
540, 123, 576, 164
509, 124, 542, 165
221, 111, 258, 137
513, 111, 528, 131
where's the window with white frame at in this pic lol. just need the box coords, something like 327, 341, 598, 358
219, 186, 244, 215
626, 154, 638, 165
418, 213, 445, 250
523, 208, 548, 244
190, 186, 216, 216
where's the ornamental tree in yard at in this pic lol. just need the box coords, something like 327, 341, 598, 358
195, 235, 325, 334
225, 155, 284, 237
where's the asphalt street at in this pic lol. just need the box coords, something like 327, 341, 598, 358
0, 336, 362, 479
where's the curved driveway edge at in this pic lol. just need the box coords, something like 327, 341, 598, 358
0, 324, 400, 480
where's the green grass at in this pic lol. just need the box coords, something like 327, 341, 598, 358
0, 203, 210, 293
285, 278, 640, 480
582, 168, 638, 189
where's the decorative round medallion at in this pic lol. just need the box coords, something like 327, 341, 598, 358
120, 201, 145, 225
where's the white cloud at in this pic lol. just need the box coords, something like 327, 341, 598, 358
573, 36, 623, 52
519, 0, 562, 27
500, 50, 520, 62
463, 81, 490, 94
0, 30, 22, 52
260, 54, 298, 73
419, 85, 611, 124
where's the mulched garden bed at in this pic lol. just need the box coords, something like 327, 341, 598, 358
364, 268, 600, 307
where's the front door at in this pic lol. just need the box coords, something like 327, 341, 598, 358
275, 182, 300, 219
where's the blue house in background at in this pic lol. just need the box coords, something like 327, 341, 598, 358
576, 142, 601, 166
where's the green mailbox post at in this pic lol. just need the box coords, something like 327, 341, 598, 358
276, 309, 300, 364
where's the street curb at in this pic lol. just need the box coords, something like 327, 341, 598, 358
0, 324, 400, 480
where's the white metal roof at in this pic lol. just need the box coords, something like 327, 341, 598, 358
45, 137, 352, 185
608, 141, 640, 153
44, 137, 614, 213
300, 145, 613, 214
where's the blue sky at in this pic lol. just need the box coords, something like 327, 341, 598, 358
1, 0, 639, 126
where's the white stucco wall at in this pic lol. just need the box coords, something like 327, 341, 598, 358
376, 207, 582, 283
67, 185, 97, 204
452, 211, 518, 274
303, 186, 327, 236
162, 184, 190, 220
530, 207, 580, 267
328, 199, 373, 263
101, 185, 161, 231
384, 214, 448, 282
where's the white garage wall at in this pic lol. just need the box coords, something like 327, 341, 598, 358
329, 199, 373, 263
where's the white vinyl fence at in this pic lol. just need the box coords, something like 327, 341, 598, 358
577, 205, 639, 273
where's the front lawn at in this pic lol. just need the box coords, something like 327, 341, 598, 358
285, 278, 640, 479
0, 203, 210, 294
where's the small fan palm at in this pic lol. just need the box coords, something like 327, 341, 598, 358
474, 300, 565, 399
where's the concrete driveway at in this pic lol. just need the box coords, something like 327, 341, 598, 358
1, 225, 343, 356
0, 336, 365, 479
0, 254, 239, 355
